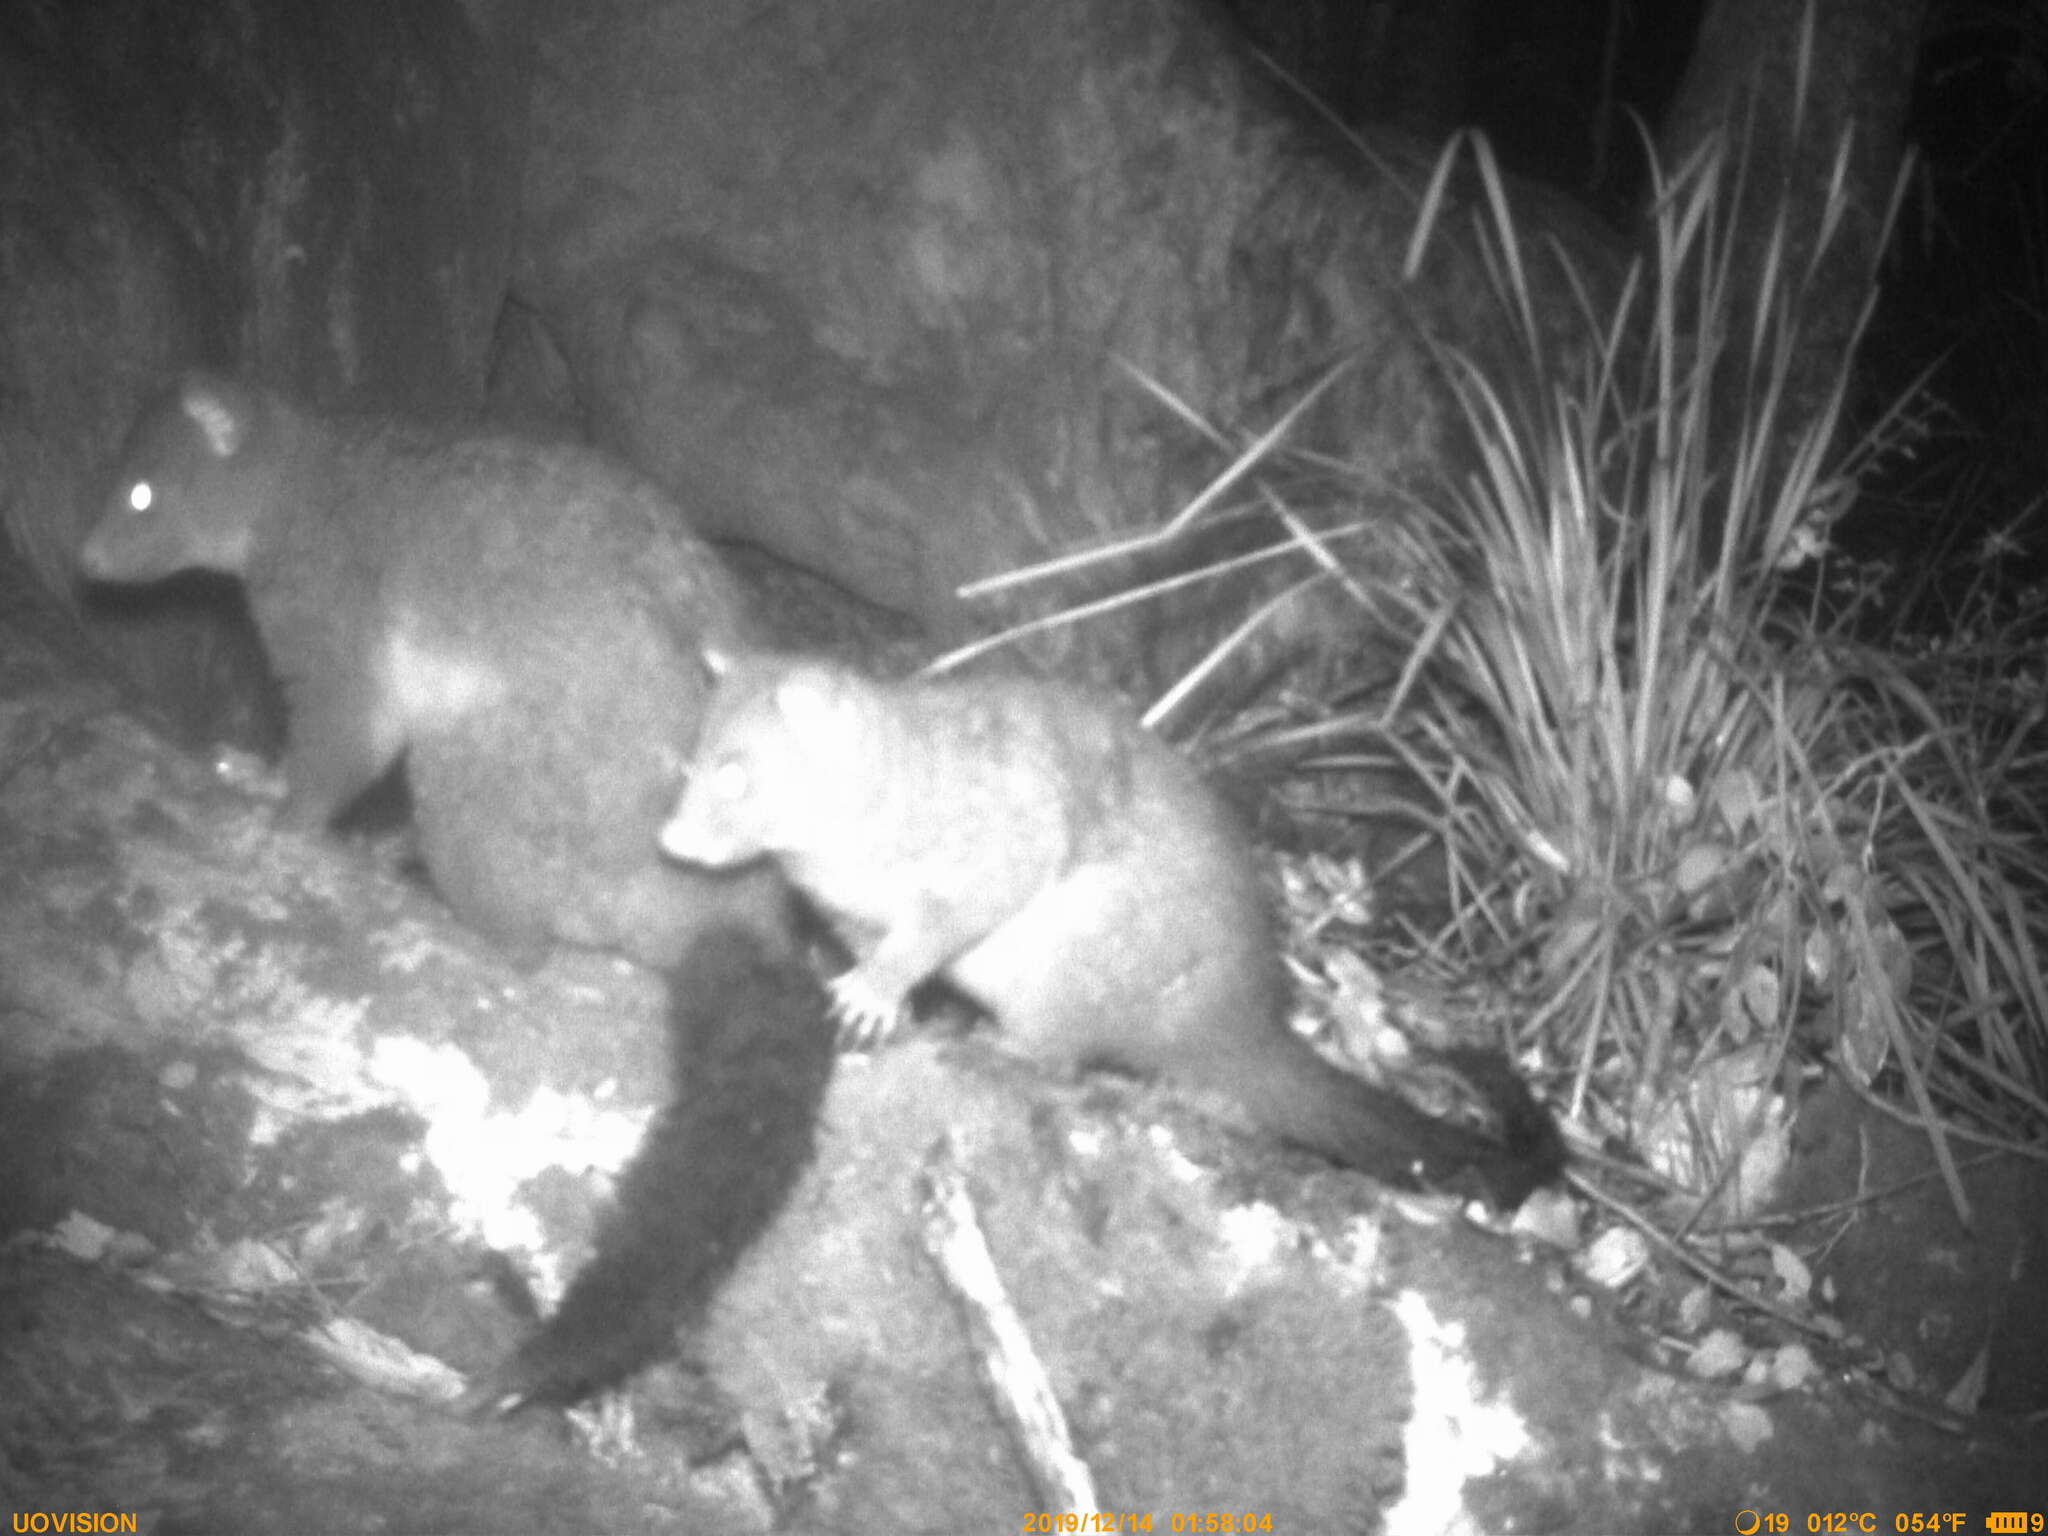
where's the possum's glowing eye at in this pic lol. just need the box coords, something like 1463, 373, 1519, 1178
127, 481, 154, 514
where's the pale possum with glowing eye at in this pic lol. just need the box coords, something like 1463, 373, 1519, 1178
663, 654, 1565, 1208
81, 375, 835, 1408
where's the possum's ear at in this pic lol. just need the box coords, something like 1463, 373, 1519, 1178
772, 666, 858, 747
702, 646, 735, 678
179, 376, 254, 461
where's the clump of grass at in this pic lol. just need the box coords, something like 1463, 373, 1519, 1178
950, 61, 2046, 1235
1344, 122, 2048, 1223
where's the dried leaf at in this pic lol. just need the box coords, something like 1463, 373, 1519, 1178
1768, 1243, 1813, 1303
1711, 767, 1761, 833
1688, 1329, 1749, 1379
1835, 959, 1894, 1086
1720, 962, 1781, 1041
1675, 840, 1729, 897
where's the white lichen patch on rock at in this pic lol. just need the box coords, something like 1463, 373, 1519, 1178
234, 988, 383, 1139
1387, 1288, 1534, 1536
368, 1033, 648, 1296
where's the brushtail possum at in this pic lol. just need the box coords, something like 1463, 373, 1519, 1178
81, 375, 834, 1406
663, 656, 1563, 1207
79, 372, 788, 968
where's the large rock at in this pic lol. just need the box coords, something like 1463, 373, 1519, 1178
508, 0, 1617, 687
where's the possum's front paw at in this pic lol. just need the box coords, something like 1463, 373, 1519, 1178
828, 970, 907, 1049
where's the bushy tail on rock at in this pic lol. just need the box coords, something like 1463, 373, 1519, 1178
477, 922, 837, 1410
1204, 1036, 1564, 1209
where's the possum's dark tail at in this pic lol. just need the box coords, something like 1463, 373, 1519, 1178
1212, 1036, 1565, 1209
476, 922, 835, 1410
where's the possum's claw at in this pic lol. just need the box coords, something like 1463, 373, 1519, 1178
828, 970, 906, 1049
